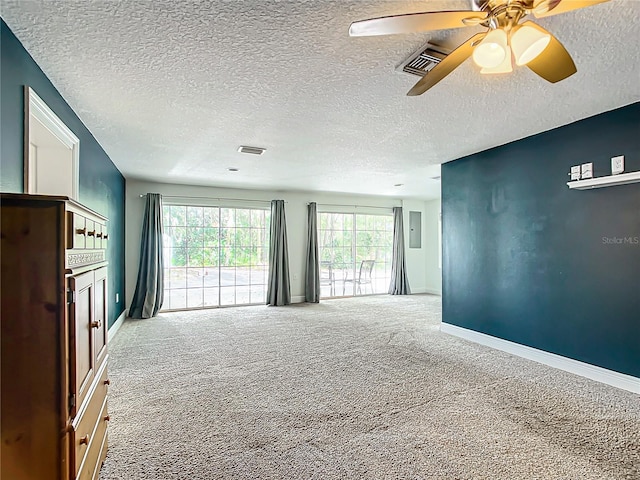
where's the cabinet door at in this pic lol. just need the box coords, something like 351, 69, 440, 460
93, 267, 108, 369
69, 271, 95, 416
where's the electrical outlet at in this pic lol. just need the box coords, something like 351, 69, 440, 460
115, 293, 119, 303
569, 165, 581, 181
581, 163, 593, 179
611, 155, 624, 175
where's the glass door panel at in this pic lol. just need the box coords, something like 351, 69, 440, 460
319, 212, 393, 299
162, 204, 269, 311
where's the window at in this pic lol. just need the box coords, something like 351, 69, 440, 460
162, 205, 270, 311
318, 212, 393, 298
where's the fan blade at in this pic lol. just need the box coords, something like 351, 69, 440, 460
525, 23, 577, 83
349, 11, 487, 37
407, 33, 486, 96
533, 0, 610, 18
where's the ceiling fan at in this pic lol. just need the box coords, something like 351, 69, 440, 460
349, 0, 610, 95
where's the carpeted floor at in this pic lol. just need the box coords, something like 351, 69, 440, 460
100, 294, 639, 479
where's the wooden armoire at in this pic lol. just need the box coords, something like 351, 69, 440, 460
1, 194, 110, 480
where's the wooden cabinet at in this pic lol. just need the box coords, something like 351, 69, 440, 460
1, 194, 110, 480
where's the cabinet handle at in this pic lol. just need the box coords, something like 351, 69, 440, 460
91, 320, 102, 329
76, 228, 87, 235
79, 434, 90, 445
103, 234, 109, 240
104, 379, 111, 386
87, 230, 96, 237
104, 415, 111, 422
96, 232, 103, 238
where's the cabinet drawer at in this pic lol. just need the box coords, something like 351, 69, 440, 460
77, 398, 109, 480
85, 220, 96, 249
73, 213, 86, 249
72, 362, 109, 477
93, 224, 103, 249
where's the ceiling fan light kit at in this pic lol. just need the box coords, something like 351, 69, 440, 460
473, 28, 508, 68
349, 0, 610, 94
480, 45, 513, 74
511, 24, 551, 65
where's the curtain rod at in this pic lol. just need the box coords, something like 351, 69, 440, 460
139, 194, 282, 204
314, 202, 397, 210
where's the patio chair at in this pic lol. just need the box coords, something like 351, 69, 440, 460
343, 260, 375, 295
319, 261, 336, 296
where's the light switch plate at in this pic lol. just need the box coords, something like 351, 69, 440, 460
581, 163, 593, 179
570, 165, 581, 181
611, 155, 624, 175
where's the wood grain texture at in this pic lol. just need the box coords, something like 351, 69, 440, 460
1, 194, 110, 480
1, 199, 65, 480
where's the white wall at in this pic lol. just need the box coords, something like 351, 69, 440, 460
126, 180, 433, 306
423, 199, 442, 294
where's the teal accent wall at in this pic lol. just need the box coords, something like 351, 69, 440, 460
1, 19, 126, 328
442, 102, 640, 377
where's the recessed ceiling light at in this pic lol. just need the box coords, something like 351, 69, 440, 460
394, 183, 404, 187
228, 168, 239, 172
238, 146, 266, 155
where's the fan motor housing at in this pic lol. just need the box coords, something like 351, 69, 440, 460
471, 0, 535, 12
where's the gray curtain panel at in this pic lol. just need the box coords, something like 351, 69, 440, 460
267, 200, 291, 306
129, 193, 165, 318
305, 202, 320, 303
389, 206, 411, 295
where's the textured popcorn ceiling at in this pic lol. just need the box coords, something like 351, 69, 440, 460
2, 0, 639, 199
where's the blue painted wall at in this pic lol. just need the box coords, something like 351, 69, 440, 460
442, 102, 640, 377
1, 19, 126, 328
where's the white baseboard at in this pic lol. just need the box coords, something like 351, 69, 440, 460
410, 287, 441, 295
440, 323, 639, 394
421, 288, 442, 296
410, 287, 427, 294
404, 287, 441, 295
108, 309, 127, 342
291, 295, 305, 304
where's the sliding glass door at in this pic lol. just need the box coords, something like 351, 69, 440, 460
318, 212, 393, 298
162, 205, 270, 311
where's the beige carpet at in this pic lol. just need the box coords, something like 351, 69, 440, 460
100, 295, 639, 479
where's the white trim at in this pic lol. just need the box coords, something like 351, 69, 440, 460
24, 87, 80, 200
421, 288, 442, 296
108, 310, 127, 342
291, 295, 305, 304
440, 323, 640, 394
409, 288, 441, 295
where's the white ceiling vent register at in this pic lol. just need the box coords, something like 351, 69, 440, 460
396, 43, 450, 77
238, 146, 266, 155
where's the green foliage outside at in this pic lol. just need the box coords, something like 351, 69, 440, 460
319, 213, 393, 270
163, 208, 393, 274
163, 206, 270, 268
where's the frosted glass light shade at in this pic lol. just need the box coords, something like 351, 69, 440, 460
480, 46, 513, 74
511, 25, 551, 66
472, 29, 507, 69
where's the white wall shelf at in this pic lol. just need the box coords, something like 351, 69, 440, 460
567, 171, 640, 190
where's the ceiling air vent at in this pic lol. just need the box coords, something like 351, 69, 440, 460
396, 43, 450, 77
238, 146, 266, 155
